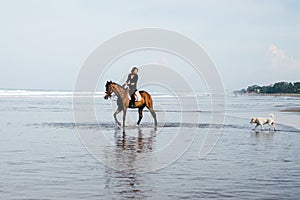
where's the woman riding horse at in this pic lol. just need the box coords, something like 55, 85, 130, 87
104, 81, 157, 127
124, 66, 139, 108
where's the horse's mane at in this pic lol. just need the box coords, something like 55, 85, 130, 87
113, 82, 122, 87
106, 81, 124, 89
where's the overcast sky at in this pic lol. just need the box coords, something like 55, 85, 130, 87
0, 0, 299, 91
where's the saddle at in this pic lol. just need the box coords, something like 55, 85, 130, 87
128, 90, 142, 101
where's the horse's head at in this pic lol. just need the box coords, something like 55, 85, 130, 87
104, 81, 114, 99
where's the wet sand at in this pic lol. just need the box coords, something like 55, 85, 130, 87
0, 91, 300, 199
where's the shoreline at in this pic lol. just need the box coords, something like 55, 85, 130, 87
281, 107, 300, 113
234, 93, 300, 113
236, 93, 300, 97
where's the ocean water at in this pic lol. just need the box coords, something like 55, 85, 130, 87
0, 89, 299, 199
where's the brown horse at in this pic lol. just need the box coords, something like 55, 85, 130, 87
104, 81, 157, 127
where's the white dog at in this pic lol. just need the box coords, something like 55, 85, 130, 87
250, 114, 276, 131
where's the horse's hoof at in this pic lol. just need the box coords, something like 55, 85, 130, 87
117, 122, 121, 126
136, 124, 140, 127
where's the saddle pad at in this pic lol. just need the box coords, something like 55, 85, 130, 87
134, 91, 142, 101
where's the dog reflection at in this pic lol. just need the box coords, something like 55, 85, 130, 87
252, 129, 275, 139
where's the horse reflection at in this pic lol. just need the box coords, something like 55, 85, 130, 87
104, 127, 156, 199
115, 127, 155, 152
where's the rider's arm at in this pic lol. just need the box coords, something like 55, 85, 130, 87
125, 74, 131, 85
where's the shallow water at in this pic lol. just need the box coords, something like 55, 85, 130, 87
0, 91, 299, 199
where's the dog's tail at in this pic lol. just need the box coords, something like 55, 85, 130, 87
269, 114, 274, 120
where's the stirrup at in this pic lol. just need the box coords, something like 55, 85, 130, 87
129, 102, 136, 108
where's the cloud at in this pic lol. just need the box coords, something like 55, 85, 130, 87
267, 44, 300, 70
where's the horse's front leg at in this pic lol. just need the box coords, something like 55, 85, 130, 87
114, 108, 121, 126
122, 108, 127, 127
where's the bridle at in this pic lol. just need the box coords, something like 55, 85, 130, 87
104, 82, 114, 99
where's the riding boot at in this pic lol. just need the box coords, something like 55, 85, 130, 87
129, 95, 136, 108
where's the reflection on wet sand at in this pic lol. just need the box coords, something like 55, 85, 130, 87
115, 127, 155, 153
104, 127, 156, 199
252, 130, 276, 140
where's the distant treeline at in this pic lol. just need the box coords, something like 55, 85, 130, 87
236, 81, 300, 94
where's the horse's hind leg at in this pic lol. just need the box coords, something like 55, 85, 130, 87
144, 92, 157, 126
114, 107, 121, 126
146, 106, 157, 126
137, 106, 145, 126
151, 109, 157, 126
